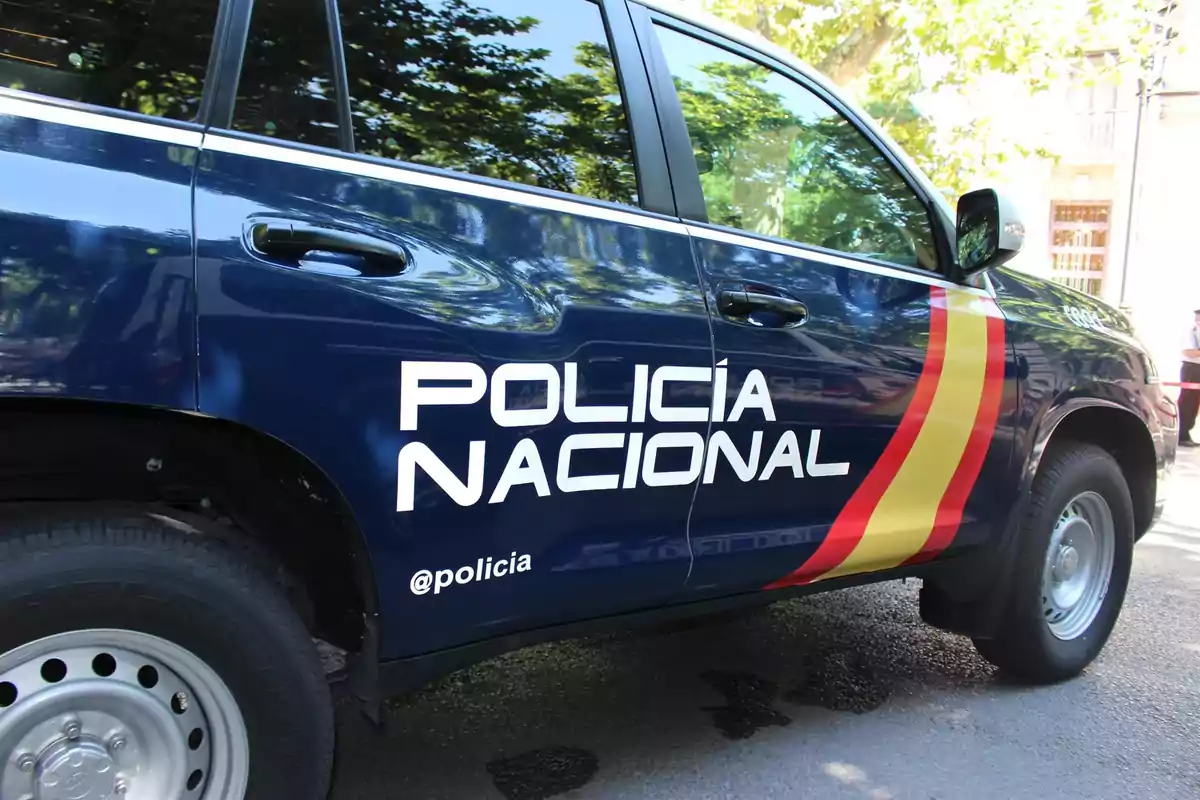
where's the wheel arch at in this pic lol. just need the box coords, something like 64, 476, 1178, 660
0, 397, 379, 653
1025, 397, 1158, 540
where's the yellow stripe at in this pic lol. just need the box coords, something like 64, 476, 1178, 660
821, 289, 990, 579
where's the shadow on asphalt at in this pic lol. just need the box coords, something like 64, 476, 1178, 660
329, 581, 1018, 799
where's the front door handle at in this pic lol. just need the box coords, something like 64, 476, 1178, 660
249, 221, 408, 276
718, 288, 809, 327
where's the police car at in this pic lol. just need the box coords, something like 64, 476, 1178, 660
0, 0, 1177, 797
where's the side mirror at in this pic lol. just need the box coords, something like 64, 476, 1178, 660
693, 148, 714, 175
956, 188, 1025, 276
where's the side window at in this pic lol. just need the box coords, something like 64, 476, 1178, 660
231, 0, 341, 148
653, 25, 939, 272
0, 0, 217, 121
337, 0, 639, 206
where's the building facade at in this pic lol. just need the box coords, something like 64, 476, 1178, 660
1001, 0, 1199, 375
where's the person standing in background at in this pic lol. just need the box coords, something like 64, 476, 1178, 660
1180, 309, 1200, 447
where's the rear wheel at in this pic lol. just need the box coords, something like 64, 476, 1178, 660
973, 442, 1134, 683
0, 511, 333, 800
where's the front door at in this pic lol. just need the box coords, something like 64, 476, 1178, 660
640, 15, 1016, 597
192, 0, 710, 657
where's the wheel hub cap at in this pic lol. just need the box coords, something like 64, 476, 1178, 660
0, 630, 249, 800
1054, 544, 1080, 581
36, 737, 116, 800
1041, 492, 1117, 641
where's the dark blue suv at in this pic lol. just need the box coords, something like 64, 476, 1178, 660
0, 0, 1177, 797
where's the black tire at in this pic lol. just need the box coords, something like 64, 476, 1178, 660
973, 441, 1134, 683
0, 510, 334, 799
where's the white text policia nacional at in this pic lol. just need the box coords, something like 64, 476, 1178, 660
396, 360, 851, 512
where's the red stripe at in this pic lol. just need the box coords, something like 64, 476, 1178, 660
905, 308, 1007, 565
765, 287, 949, 590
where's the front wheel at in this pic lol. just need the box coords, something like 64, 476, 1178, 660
973, 442, 1134, 683
0, 512, 333, 800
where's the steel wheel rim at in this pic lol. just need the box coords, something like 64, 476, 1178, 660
1042, 491, 1116, 641
0, 629, 248, 800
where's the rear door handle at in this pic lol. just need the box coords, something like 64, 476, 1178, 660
718, 288, 808, 327
249, 221, 408, 276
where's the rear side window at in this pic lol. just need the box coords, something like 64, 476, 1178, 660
337, 0, 639, 206
0, 0, 217, 121
231, 0, 341, 148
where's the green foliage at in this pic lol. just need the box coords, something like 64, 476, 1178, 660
700, 0, 1158, 195
656, 24, 938, 268
336, 0, 639, 204
675, 68, 935, 265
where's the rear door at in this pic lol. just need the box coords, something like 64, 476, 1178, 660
0, 0, 214, 409
192, 0, 711, 658
633, 7, 1017, 597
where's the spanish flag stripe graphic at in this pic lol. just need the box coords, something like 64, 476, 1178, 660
765, 286, 1006, 589
765, 287, 950, 589
905, 309, 1008, 565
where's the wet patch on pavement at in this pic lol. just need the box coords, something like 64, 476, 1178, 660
486, 746, 599, 800
784, 648, 892, 713
700, 669, 792, 739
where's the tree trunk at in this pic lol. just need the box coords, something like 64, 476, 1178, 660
817, 19, 897, 85
754, 3, 773, 41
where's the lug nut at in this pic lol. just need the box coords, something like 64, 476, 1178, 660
16, 753, 35, 772
114, 777, 128, 795
108, 735, 127, 753
62, 718, 81, 739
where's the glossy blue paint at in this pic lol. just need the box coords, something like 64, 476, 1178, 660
0, 100, 1175, 672
686, 236, 928, 594
991, 267, 1176, 514
192, 142, 712, 658
991, 267, 1154, 414
684, 234, 1020, 594
0, 113, 197, 408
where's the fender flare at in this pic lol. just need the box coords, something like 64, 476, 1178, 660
1017, 396, 1150, 503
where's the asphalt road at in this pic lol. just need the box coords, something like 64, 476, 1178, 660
330, 450, 1200, 799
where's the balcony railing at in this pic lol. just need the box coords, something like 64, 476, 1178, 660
1080, 110, 1118, 150
1058, 109, 1124, 161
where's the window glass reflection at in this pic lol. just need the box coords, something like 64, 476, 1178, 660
655, 25, 938, 272
339, 0, 639, 206
0, 0, 216, 120
232, 0, 341, 148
